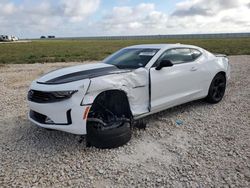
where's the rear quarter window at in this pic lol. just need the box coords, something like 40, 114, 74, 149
191, 49, 202, 60
158, 48, 193, 65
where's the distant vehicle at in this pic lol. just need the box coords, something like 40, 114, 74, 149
0, 35, 11, 41
27, 44, 230, 149
0, 35, 18, 42
48, 36, 55, 39
12, 36, 18, 41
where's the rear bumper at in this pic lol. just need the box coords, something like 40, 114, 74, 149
226, 61, 231, 80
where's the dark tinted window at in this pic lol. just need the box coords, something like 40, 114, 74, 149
154, 48, 202, 67
191, 49, 202, 59
158, 48, 193, 65
104, 48, 159, 69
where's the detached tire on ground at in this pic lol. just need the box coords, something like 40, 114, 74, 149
86, 121, 132, 149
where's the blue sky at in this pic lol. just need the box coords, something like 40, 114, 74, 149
0, 0, 249, 38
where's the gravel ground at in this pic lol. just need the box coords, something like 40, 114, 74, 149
0, 56, 249, 187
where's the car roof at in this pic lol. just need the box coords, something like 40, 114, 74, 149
125, 44, 200, 50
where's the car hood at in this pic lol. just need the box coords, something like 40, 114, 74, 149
36, 63, 130, 85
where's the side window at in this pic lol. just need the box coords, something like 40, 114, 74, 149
158, 48, 193, 65
191, 49, 202, 60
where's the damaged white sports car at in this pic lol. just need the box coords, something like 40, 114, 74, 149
27, 44, 230, 148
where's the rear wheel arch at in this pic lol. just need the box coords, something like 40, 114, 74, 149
207, 71, 226, 91
217, 71, 226, 78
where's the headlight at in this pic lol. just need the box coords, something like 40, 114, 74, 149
52, 90, 78, 98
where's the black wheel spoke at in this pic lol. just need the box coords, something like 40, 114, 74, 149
217, 90, 222, 98
212, 89, 217, 98
218, 82, 225, 87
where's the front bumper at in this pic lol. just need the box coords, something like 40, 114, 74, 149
28, 99, 91, 135
27, 79, 91, 135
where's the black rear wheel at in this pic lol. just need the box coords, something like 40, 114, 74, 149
206, 73, 226, 104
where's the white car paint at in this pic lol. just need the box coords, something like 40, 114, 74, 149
27, 44, 230, 134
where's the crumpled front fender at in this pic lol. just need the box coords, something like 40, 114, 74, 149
82, 68, 149, 116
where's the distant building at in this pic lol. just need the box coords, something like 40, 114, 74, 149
0, 35, 18, 42
48, 36, 55, 39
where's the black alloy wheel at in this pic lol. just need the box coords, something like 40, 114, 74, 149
206, 73, 226, 103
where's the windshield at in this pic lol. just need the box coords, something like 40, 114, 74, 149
103, 48, 159, 69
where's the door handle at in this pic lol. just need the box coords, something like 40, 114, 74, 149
190, 67, 198, 71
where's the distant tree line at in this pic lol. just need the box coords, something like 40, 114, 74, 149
68, 33, 250, 40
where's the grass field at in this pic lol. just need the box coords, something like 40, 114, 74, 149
0, 38, 250, 64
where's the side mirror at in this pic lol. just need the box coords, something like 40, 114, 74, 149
155, 60, 173, 70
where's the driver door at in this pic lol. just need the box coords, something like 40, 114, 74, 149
150, 48, 203, 112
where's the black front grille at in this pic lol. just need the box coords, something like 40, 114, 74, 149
28, 90, 70, 103
28, 90, 55, 103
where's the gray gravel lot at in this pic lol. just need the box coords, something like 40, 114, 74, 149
0, 56, 249, 187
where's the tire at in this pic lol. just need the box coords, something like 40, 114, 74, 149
44, 128, 55, 131
205, 73, 226, 104
86, 121, 131, 149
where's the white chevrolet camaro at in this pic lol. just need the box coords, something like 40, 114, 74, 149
28, 44, 230, 148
